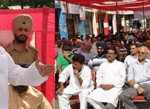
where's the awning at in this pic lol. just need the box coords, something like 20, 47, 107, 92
61, 0, 150, 11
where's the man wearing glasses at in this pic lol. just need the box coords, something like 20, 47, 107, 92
120, 45, 150, 109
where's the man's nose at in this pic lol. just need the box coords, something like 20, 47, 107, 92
22, 29, 26, 34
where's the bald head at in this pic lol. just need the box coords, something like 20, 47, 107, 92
12, 14, 33, 32
138, 46, 149, 62
138, 46, 149, 54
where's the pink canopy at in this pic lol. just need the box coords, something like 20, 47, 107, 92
0, 7, 55, 104
61, 0, 150, 11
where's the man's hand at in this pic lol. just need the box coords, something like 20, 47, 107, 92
57, 87, 64, 95
74, 68, 83, 85
99, 84, 114, 90
137, 86, 145, 95
63, 51, 73, 63
129, 79, 136, 87
35, 59, 54, 77
74, 69, 80, 77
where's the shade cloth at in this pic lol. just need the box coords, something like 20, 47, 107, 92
61, 0, 150, 11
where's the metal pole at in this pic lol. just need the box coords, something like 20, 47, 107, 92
66, 1, 69, 37
116, 0, 119, 36
142, 0, 145, 28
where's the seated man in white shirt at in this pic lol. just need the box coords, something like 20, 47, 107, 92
87, 46, 126, 109
57, 54, 94, 109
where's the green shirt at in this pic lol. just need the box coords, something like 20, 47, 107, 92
56, 54, 74, 71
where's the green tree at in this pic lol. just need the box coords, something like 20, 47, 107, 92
0, 0, 54, 9
0, 0, 9, 9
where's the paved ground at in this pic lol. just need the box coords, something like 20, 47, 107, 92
55, 99, 148, 109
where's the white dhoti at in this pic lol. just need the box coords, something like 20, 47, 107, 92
87, 87, 122, 107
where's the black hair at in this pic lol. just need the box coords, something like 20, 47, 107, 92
130, 43, 141, 48
107, 46, 118, 54
62, 45, 72, 51
72, 54, 85, 64
106, 40, 112, 44
19, 63, 29, 68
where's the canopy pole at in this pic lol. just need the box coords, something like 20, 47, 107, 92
142, 0, 145, 29
116, 0, 119, 37
65, 1, 69, 37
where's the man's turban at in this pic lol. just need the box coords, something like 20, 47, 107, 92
96, 42, 108, 52
12, 14, 33, 32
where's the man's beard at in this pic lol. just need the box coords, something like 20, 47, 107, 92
14, 34, 28, 43
128, 41, 132, 44
98, 51, 105, 56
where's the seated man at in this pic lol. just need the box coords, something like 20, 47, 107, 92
9, 84, 52, 109
120, 45, 150, 109
88, 42, 108, 73
57, 54, 94, 109
9, 64, 52, 109
87, 46, 126, 109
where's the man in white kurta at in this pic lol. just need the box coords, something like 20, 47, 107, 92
0, 46, 53, 109
57, 54, 94, 109
87, 47, 126, 109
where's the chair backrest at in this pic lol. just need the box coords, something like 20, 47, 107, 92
91, 69, 96, 88
91, 69, 95, 82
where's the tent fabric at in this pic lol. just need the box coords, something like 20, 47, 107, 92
0, 7, 55, 104
61, 0, 150, 11
134, 10, 150, 19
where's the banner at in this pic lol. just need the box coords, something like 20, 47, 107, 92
79, 6, 85, 20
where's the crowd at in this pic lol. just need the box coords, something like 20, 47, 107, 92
55, 29, 150, 109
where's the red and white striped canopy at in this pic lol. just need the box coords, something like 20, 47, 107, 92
61, 0, 150, 11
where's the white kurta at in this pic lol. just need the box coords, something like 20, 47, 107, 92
59, 64, 94, 95
0, 47, 47, 109
88, 60, 126, 107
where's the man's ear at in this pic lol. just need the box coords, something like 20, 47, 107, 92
115, 54, 117, 58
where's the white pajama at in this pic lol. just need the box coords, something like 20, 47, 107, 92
58, 89, 90, 109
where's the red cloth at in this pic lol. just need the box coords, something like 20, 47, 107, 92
133, 96, 146, 101
61, 0, 150, 11
0, 7, 55, 104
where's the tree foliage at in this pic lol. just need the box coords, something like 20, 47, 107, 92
0, 0, 54, 9
0, 0, 9, 9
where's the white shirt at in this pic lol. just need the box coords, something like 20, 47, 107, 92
0, 47, 47, 109
97, 60, 126, 88
59, 64, 94, 94
124, 55, 138, 69
88, 60, 126, 107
